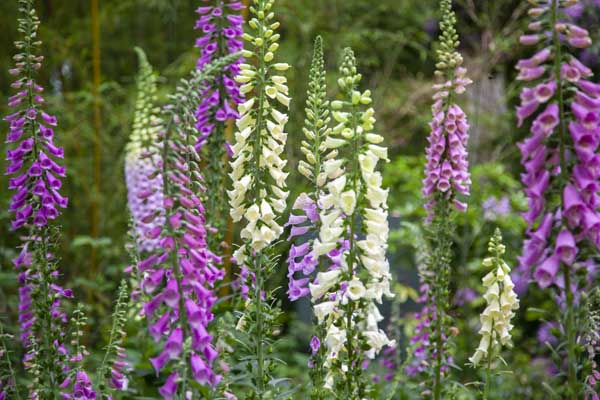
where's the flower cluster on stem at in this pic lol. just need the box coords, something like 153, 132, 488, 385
515, 0, 600, 397
227, 0, 291, 394
4, 2, 77, 397
125, 47, 165, 253
420, 1, 471, 398
469, 229, 519, 399
422, 0, 472, 223
194, 0, 245, 247
59, 307, 96, 400
305, 47, 394, 398
4, 0, 68, 232
284, 35, 335, 398
136, 57, 238, 398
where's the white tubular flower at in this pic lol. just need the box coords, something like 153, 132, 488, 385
324, 324, 347, 364
229, 0, 290, 256
314, 300, 338, 323
470, 229, 519, 367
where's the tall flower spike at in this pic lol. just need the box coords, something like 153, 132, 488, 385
59, 307, 97, 400
4, 0, 68, 230
125, 48, 165, 253
470, 229, 519, 398
515, 1, 600, 397
137, 55, 238, 397
421, 1, 471, 398
228, 0, 290, 394
285, 35, 335, 397
308, 47, 394, 396
286, 35, 332, 303
4, 2, 78, 397
422, 0, 472, 222
194, 0, 245, 247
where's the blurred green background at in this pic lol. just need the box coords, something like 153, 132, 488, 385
1, 0, 599, 398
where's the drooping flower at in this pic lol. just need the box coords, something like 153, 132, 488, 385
470, 230, 519, 367
125, 47, 165, 253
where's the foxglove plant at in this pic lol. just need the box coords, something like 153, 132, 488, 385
125, 47, 165, 253
227, 0, 291, 395
194, 0, 245, 247
515, 0, 600, 396
469, 229, 519, 400
4, 1, 76, 396
306, 47, 394, 397
59, 307, 97, 400
420, 1, 471, 398
136, 56, 238, 398
5, 1, 68, 232
96, 281, 131, 395
285, 35, 334, 398
286, 35, 331, 304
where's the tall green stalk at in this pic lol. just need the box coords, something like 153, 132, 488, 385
550, 0, 577, 397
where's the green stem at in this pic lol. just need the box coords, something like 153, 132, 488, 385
343, 79, 363, 399
254, 256, 265, 394
0, 324, 22, 400
248, 2, 269, 394
551, 1, 577, 398
483, 320, 494, 400
563, 263, 577, 400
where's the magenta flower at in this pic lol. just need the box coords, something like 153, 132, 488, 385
158, 372, 179, 400
515, 0, 600, 292
422, 67, 472, 221
60, 371, 97, 400
4, 21, 67, 232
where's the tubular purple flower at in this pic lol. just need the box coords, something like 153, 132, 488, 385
4, 14, 67, 232
515, 1, 600, 395
422, 69, 472, 220
137, 59, 235, 396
